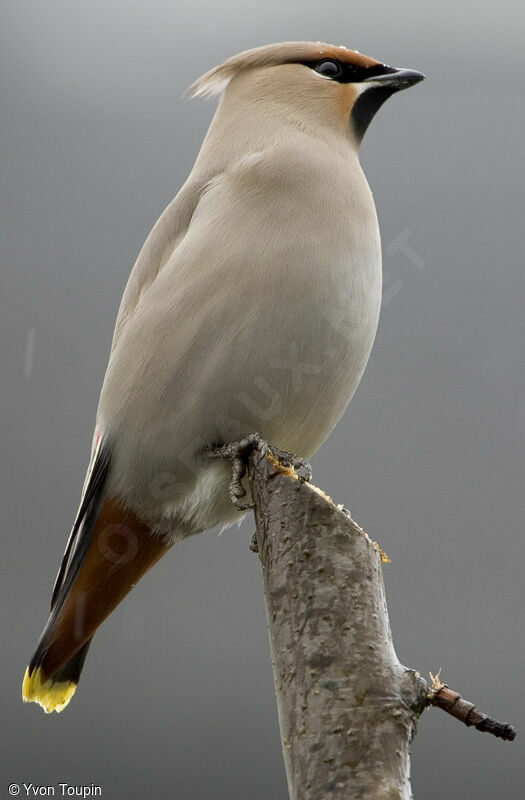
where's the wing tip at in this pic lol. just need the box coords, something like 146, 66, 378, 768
22, 666, 77, 714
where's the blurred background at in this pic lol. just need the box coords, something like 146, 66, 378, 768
1, 1, 523, 797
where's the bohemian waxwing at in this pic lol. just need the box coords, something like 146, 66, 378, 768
23, 41, 423, 712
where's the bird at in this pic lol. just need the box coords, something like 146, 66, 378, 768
22, 41, 423, 713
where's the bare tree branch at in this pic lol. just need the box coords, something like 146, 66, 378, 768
246, 449, 515, 800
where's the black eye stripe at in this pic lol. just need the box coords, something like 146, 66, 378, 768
302, 59, 397, 84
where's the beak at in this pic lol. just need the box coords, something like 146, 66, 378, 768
363, 67, 425, 91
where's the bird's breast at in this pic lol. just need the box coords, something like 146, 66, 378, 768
99, 144, 382, 529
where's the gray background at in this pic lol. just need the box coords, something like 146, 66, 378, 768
2, 1, 523, 798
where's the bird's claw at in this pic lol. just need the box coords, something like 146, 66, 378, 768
209, 432, 311, 510
268, 444, 312, 483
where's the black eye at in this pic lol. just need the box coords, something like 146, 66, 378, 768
314, 60, 343, 79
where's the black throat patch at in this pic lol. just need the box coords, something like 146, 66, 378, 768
351, 85, 398, 142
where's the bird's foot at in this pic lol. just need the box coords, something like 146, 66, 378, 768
209, 432, 311, 511
209, 433, 268, 511
266, 443, 312, 484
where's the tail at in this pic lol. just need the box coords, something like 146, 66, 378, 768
22, 435, 172, 713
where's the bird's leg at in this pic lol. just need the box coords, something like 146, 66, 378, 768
209, 432, 311, 511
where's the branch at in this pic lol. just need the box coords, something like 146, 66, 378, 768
427, 681, 516, 741
246, 450, 515, 800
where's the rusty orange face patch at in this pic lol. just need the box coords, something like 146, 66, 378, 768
313, 45, 380, 70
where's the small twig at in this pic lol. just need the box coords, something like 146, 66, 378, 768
428, 684, 516, 741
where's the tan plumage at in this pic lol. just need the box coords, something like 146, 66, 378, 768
23, 42, 423, 712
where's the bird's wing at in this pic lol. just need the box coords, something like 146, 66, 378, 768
51, 177, 205, 605
110, 176, 206, 352
50, 432, 111, 610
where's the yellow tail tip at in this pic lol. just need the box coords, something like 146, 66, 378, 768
22, 666, 77, 713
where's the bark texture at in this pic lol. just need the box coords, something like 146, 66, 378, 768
249, 452, 428, 800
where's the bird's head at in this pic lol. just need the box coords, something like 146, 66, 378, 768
188, 41, 424, 145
